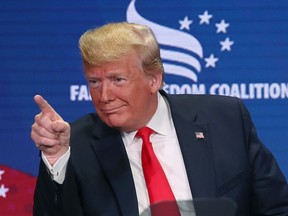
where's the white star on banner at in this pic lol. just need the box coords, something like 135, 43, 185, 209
204, 54, 219, 68
199, 10, 213, 24
216, 19, 230, 33
0, 169, 4, 180
0, 184, 9, 198
220, 37, 234, 51
173, 7, 234, 71
179, 16, 193, 30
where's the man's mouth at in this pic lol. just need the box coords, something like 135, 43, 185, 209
101, 106, 125, 114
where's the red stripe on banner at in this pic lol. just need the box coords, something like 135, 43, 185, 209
0, 165, 37, 216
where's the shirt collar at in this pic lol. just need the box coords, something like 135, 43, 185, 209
147, 92, 172, 136
122, 92, 173, 146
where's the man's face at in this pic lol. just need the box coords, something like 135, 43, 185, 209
84, 53, 162, 132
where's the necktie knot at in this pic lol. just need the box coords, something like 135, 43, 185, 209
136, 126, 153, 143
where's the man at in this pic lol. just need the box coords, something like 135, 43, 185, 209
31, 22, 288, 216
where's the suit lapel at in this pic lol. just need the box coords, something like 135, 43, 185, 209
166, 93, 216, 198
85, 91, 216, 215
89, 125, 139, 216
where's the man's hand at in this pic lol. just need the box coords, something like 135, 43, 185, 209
31, 95, 71, 166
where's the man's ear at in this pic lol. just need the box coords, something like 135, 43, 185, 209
150, 72, 163, 93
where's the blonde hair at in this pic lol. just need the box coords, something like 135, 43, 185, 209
79, 22, 164, 82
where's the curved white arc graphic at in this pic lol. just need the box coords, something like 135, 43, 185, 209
163, 63, 197, 82
127, 0, 203, 58
161, 49, 201, 72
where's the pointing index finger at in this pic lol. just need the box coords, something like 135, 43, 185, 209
34, 95, 56, 115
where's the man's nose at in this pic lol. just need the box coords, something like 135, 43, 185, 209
100, 82, 113, 102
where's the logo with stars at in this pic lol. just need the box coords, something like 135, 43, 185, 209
179, 12, 234, 69
127, 0, 234, 82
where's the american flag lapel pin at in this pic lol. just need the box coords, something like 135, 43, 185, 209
195, 132, 205, 140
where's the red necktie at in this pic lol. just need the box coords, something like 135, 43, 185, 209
136, 127, 180, 215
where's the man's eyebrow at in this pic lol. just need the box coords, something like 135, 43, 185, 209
86, 75, 99, 79
106, 71, 127, 77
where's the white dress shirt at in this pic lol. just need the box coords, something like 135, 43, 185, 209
42, 92, 192, 214
122, 93, 192, 213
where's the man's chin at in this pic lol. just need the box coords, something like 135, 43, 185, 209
104, 117, 125, 129
106, 121, 133, 132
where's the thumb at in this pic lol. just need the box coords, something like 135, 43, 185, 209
52, 120, 70, 134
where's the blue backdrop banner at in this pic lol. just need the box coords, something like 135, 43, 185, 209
0, 0, 287, 215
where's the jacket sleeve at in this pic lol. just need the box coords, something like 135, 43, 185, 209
33, 159, 83, 216
238, 98, 288, 215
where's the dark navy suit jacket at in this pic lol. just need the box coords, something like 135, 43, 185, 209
34, 91, 288, 216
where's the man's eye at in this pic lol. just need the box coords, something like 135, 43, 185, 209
88, 79, 101, 88
115, 78, 124, 82
113, 77, 126, 85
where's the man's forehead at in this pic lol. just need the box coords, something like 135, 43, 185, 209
84, 56, 142, 76
85, 65, 137, 78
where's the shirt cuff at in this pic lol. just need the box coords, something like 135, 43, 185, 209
41, 147, 71, 184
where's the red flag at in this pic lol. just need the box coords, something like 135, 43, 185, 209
0, 165, 37, 216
